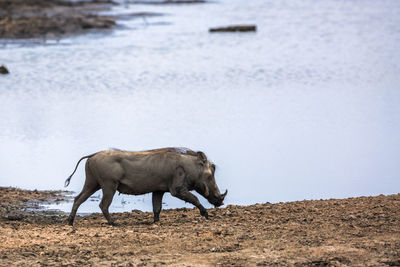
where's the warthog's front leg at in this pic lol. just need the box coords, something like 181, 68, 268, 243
152, 191, 165, 223
172, 186, 208, 219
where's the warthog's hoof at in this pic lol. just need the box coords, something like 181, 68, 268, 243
200, 209, 209, 219
153, 213, 160, 223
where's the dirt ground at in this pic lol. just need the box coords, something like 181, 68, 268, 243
0, 187, 399, 266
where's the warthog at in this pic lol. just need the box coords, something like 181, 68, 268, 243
65, 147, 227, 226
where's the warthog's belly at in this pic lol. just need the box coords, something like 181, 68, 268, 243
117, 183, 147, 195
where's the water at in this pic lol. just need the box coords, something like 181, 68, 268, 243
1, 0, 400, 214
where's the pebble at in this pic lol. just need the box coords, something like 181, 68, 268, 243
0, 65, 9, 74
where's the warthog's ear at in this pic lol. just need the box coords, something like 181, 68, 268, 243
211, 163, 216, 173
197, 151, 207, 163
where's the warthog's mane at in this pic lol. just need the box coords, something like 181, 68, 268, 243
110, 148, 128, 152
109, 147, 197, 156
167, 147, 197, 156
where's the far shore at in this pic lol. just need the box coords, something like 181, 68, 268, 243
0, 0, 116, 39
0, 0, 207, 39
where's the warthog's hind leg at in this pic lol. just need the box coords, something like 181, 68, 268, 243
99, 182, 118, 226
152, 191, 165, 223
68, 181, 100, 226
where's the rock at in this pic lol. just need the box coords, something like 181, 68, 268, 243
4, 213, 24, 221
131, 0, 206, 4
131, 209, 142, 213
209, 25, 257, 33
0, 65, 9, 74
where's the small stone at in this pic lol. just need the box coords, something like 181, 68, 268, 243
0, 65, 9, 74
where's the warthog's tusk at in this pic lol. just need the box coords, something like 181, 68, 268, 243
221, 189, 228, 199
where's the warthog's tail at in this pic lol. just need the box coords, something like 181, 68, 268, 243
64, 153, 98, 187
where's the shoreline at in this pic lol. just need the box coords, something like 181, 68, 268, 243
1, 186, 399, 266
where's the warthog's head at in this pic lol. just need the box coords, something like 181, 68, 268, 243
194, 151, 227, 207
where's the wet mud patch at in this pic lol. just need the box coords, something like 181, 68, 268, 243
0, 186, 72, 222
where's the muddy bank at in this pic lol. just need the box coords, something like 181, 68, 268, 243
0, 0, 116, 38
0, 187, 71, 220
0, 187, 399, 266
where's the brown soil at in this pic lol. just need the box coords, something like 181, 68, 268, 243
0, 0, 116, 38
0, 187, 399, 266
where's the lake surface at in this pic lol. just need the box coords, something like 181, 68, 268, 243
1, 0, 400, 214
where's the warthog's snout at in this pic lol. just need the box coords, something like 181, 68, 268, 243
213, 189, 228, 207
